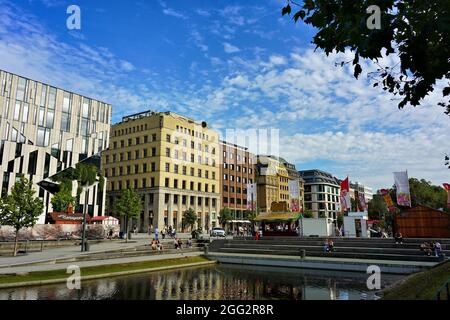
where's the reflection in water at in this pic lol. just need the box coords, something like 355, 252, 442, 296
0, 264, 404, 300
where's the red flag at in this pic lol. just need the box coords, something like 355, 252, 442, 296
444, 184, 450, 209
340, 177, 350, 211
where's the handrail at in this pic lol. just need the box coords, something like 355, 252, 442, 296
435, 279, 450, 300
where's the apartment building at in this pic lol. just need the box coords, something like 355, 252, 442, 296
299, 169, 341, 219
0, 70, 111, 223
103, 111, 220, 232
219, 140, 256, 221
279, 157, 305, 212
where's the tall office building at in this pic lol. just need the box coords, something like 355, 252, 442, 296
219, 140, 256, 221
0, 70, 111, 224
103, 111, 220, 232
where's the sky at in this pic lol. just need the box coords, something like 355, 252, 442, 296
0, 0, 449, 191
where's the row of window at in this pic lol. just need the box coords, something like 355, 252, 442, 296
222, 197, 248, 206
223, 163, 253, 174
106, 148, 216, 167
109, 178, 217, 193
222, 185, 249, 194
112, 133, 216, 154
223, 174, 253, 184
106, 162, 217, 180
304, 185, 340, 194
0, 74, 110, 124
176, 125, 211, 142
223, 151, 253, 164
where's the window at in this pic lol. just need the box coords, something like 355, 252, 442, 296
13, 101, 21, 121
37, 127, 50, 147
165, 163, 170, 172
166, 148, 170, 157
16, 78, 26, 101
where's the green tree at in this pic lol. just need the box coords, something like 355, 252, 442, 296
303, 208, 314, 218
75, 163, 100, 251
219, 207, 233, 229
368, 194, 388, 220
281, 0, 450, 114
114, 188, 142, 242
0, 177, 43, 256
51, 184, 77, 213
183, 208, 197, 232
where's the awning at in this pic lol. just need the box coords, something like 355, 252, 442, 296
228, 220, 251, 224
254, 212, 302, 222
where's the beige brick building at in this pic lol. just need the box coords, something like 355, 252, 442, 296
103, 111, 220, 232
0, 70, 111, 224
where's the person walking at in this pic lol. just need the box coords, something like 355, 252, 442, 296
154, 227, 159, 241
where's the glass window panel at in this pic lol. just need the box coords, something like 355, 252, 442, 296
37, 128, 45, 146
13, 101, 21, 121
62, 92, 71, 112
11, 127, 18, 142
38, 107, 45, 126
81, 119, 89, 136
22, 103, 29, 123
48, 87, 57, 110
61, 113, 70, 132
16, 78, 26, 101
40, 85, 47, 106
66, 139, 73, 152
46, 110, 54, 128
82, 100, 90, 118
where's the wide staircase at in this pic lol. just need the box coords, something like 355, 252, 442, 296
208, 237, 450, 263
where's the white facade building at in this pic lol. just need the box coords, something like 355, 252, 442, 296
0, 70, 111, 224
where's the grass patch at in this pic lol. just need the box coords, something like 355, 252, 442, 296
0, 256, 210, 285
382, 261, 450, 300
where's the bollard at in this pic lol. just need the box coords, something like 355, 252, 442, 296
300, 249, 306, 259
24, 240, 28, 253
203, 245, 209, 255
40, 240, 44, 252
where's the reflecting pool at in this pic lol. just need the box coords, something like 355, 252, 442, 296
0, 264, 404, 300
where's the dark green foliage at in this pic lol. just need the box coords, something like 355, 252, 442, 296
183, 208, 197, 230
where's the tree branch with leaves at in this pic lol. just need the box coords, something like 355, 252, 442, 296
0, 177, 43, 256
282, 0, 450, 114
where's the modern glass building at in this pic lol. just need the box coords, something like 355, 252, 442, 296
0, 70, 111, 224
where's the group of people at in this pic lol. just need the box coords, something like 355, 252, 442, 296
174, 238, 193, 249
420, 241, 442, 257
151, 239, 164, 252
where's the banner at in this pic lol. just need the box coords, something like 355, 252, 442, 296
340, 177, 351, 212
380, 189, 396, 213
444, 183, 450, 209
247, 183, 257, 210
394, 171, 411, 207
358, 192, 368, 212
288, 180, 300, 212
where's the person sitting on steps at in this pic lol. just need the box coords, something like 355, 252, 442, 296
394, 232, 403, 244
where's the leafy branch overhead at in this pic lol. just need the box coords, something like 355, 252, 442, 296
282, 0, 450, 114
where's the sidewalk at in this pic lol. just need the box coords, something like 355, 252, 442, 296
0, 251, 203, 275
0, 234, 160, 268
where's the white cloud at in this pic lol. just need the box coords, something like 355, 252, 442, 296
162, 8, 187, 20
223, 42, 240, 53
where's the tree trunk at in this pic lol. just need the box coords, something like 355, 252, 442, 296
13, 229, 19, 257
125, 213, 129, 243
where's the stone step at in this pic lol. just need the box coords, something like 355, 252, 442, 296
217, 247, 442, 262
221, 243, 450, 256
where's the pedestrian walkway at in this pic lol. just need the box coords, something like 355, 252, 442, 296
0, 251, 203, 275
0, 235, 157, 268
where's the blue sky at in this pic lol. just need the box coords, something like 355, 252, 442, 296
1, 0, 449, 191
